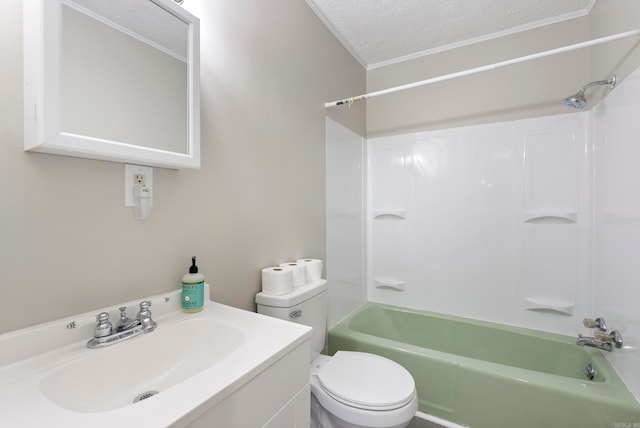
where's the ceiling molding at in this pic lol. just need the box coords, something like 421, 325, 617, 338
305, 0, 598, 70
368, 8, 594, 70
303, 0, 367, 69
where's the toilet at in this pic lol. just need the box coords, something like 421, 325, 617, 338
256, 280, 418, 428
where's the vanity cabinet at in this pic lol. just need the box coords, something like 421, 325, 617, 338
179, 341, 311, 428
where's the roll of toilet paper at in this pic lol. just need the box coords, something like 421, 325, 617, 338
261, 266, 294, 295
279, 262, 307, 287
296, 259, 323, 282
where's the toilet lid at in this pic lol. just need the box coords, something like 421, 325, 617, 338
317, 351, 415, 411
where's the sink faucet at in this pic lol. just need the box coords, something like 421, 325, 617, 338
576, 330, 623, 352
87, 301, 156, 349
116, 306, 138, 332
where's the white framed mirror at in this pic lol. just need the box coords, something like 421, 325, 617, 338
23, 0, 200, 169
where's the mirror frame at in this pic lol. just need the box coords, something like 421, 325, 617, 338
23, 0, 200, 169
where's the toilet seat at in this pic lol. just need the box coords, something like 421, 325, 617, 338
317, 351, 415, 411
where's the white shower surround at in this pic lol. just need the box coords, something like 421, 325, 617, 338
367, 112, 591, 336
593, 67, 640, 402
326, 119, 366, 329
326, 65, 640, 401
329, 65, 640, 401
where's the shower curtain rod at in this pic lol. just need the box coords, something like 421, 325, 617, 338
324, 29, 640, 108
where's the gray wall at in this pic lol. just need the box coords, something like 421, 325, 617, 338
366, 17, 591, 137
0, 0, 365, 333
366, 1, 640, 137
590, 0, 640, 83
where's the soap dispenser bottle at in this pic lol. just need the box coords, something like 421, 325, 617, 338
182, 256, 205, 313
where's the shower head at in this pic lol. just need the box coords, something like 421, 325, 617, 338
563, 75, 616, 109
563, 89, 588, 109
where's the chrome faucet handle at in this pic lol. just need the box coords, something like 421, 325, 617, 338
583, 317, 607, 332
137, 300, 151, 317
595, 330, 623, 349
613, 330, 624, 349
137, 300, 157, 332
115, 307, 140, 332
94, 312, 113, 338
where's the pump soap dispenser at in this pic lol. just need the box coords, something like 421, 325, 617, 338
182, 256, 205, 313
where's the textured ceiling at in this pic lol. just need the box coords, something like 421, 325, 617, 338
306, 0, 596, 68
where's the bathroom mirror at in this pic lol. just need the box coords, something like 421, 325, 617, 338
23, 0, 200, 169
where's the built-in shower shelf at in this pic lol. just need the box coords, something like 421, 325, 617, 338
522, 211, 577, 223
373, 209, 407, 220
525, 298, 574, 315
374, 279, 405, 291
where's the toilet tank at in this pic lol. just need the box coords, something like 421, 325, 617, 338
256, 280, 327, 361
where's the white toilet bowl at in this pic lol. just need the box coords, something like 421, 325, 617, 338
255, 280, 418, 428
310, 352, 418, 428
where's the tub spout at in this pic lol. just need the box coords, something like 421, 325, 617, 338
577, 334, 613, 351
576, 331, 624, 352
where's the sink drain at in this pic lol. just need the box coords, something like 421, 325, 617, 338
133, 391, 159, 403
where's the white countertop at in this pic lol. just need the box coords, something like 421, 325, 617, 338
0, 288, 312, 427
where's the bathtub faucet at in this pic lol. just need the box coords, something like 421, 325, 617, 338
576, 330, 623, 352
583, 317, 607, 332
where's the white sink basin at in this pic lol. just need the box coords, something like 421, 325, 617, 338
0, 286, 312, 427
40, 318, 245, 412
